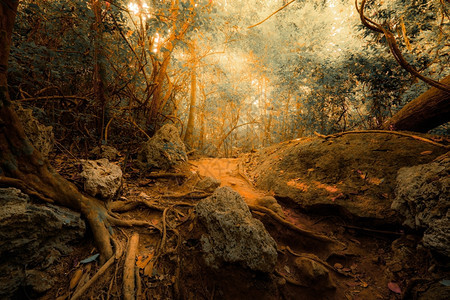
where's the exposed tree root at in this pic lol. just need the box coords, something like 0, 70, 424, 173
274, 270, 308, 287
71, 240, 123, 300
109, 199, 195, 214
107, 215, 161, 232
282, 246, 354, 278
146, 172, 188, 179
0, 176, 55, 203
249, 204, 344, 246
123, 233, 139, 300
340, 224, 403, 237
162, 191, 212, 200
156, 207, 170, 259
109, 199, 164, 213
237, 161, 255, 186
315, 130, 449, 149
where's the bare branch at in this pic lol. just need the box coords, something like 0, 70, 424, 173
356, 0, 450, 93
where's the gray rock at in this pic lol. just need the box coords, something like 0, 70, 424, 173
294, 257, 335, 289
80, 158, 123, 199
15, 106, 54, 157
0, 188, 85, 298
137, 124, 187, 171
196, 187, 277, 272
195, 176, 221, 193
90, 145, 120, 161
392, 156, 449, 256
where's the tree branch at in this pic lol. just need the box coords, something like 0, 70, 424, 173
356, 0, 450, 93
248, 0, 297, 29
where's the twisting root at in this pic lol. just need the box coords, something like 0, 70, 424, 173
0, 176, 55, 203
156, 207, 170, 258
106, 215, 161, 232
274, 270, 307, 287
71, 239, 123, 300
123, 233, 139, 300
283, 246, 354, 278
249, 205, 344, 246
315, 130, 449, 149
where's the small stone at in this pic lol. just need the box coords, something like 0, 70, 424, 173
294, 257, 335, 290
195, 176, 221, 193
90, 145, 120, 161
80, 159, 123, 199
334, 263, 343, 269
137, 124, 187, 171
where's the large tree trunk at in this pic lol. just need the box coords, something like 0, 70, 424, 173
382, 75, 450, 132
0, 0, 113, 263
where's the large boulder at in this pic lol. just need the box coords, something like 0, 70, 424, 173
196, 187, 277, 272
392, 154, 449, 256
80, 158, 123, 199
0, 188, 85, 298
137, 124, 187, 171
15, 106, 54, 157
247, 133, 448, 224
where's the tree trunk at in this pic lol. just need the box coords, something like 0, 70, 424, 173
91, 0, 107, 142
382, 75, 450, 132
183, 42, 197, 148
0, 1, 113, 263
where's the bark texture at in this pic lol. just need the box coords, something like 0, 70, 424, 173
382, 75, 450, 132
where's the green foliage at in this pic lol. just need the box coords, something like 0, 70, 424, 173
7, 0, 449, 155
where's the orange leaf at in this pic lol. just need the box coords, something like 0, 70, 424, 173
69, 269, 83, 290
136, 253, 153, 269
388, 282, 401, 294
144, 261, 154, 277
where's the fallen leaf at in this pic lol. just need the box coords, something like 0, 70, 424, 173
421, 151, 433, 155
188, 223, 194, 232
69, 269, 83, 290
388, 282, 402, 294
136, 253, 153, 269
144, 261, 154, 277
284, 265, 291, 273
440, 279, 450, 287
80, 253, 99, 264
334, 263, 343, 269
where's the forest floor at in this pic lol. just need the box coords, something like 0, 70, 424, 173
36, 132, 449, 300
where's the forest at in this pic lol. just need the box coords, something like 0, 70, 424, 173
0, 0, 449, 299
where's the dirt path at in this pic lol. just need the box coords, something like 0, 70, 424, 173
191, 158, 265, 206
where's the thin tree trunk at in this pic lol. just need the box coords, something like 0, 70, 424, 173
184, 42, 197, 147
92, 0, 107, 142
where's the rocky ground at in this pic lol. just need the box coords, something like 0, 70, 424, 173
1, 126, 449, 300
